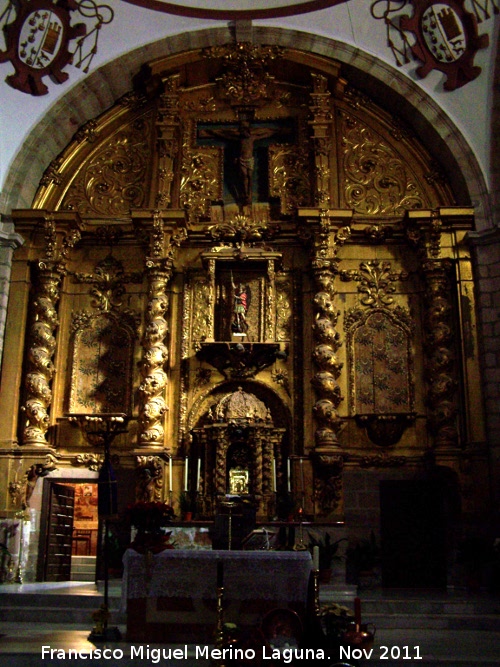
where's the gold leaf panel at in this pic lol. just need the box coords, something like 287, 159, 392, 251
61, 115, 154, 216
341, 112, 427, 215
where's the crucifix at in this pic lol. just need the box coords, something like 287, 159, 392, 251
198, 118, 292, 209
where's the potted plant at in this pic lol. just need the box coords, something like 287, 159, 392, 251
178, 491, 195, 521
319, 602, 354, 649
308, 533, 346, 583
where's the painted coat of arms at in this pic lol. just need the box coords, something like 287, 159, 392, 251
0, 0, 113, 95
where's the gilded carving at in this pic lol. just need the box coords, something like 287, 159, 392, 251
203, 43, 283, 108
271, 367, 290, 396
70, 312, 135, 413
135, 455, 164, 502
309, 74, 332, 208
74, 119, 99, 144
340, 111, 427, 214
343, 260, 415, 420
310, 219, 351, 453
191, 277, 213, 344
358, 454, 407, 467
275, 278, 292, 342
22, 214, 82, 445
312, 454, 343, 514
138, 259, 173, 448
73, 255, 142, 314
75, 452, 104, 471
156, 74, 180, 208
208, 214, 279, 245
269, 145, 311, 213
340, 260, 409, 308
40, 157, 64, 187
179, 136, 221, 222
70, 254, 140, 414
422, 259, 458, 448
22, 279, 59, 442
61, 114, 154, 216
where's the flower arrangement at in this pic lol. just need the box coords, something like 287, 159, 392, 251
126, 501, 175, 533
319, 603, 354, 647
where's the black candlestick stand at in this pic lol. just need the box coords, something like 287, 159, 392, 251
68, 413, 129, 641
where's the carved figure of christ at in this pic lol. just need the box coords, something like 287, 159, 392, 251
198, 119, 291, 207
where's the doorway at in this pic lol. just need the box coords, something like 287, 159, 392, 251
38, 479, 99, 582
380, 480, 447, 589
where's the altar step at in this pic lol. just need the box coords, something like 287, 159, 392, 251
1, 582, 498, 634
0, 582, 125, 625
70, 556, 96, 582
320, 585, 500, 631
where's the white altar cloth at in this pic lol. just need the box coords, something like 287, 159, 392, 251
122, 549, 312, 610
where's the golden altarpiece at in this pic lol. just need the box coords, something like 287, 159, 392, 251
0, 41, 488, 581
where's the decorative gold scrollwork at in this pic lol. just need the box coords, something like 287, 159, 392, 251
341, 111, 427, 215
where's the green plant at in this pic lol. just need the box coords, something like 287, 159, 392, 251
319, 603, 354, 647
178, 491, 194, 514
308, 533, 346, 570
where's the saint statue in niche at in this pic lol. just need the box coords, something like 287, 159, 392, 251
231, 272, 250, 335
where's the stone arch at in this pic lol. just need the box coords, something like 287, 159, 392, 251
1, 26, 490, 230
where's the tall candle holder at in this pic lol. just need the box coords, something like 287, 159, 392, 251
68, 412, 129, 641
293, 507, 307, 551
214, 560, 226, 667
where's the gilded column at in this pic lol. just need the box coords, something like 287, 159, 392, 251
136, 210, 186, 449
20, 214, 82, 446
405, 208, 470, 450
309, 74, 332, 208
155, 74, 180, 208
311, 214, 351, 451
138, 257, 173, 448
21, 263, 64, 445
299, 208, 352, 515
421, 258, 459, 449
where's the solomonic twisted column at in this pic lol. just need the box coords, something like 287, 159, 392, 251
138, 259, 173, 448
21, 262, 64, 446
422, 259, 458, 449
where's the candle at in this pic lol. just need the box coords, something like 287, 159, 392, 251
217, 560, 224, 588
272, 458, 277, 493
354, 596, 362, 626
184, 456, 189, 492
196, 458, 201, 492
169, 457, 173, 492
287, 458, 291, 493
313, 545, 319, 571
300, 458, 305, 495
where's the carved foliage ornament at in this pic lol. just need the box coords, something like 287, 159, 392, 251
203, 43, 283, 108
0, 0, 113, 96
207, 215, 279, 245
61, 115, 153, 216
341, 111, 427, 215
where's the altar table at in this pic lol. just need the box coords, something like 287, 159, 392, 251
122, 549, 313, 642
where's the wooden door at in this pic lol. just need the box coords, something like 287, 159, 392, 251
44, 483, 75, 581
